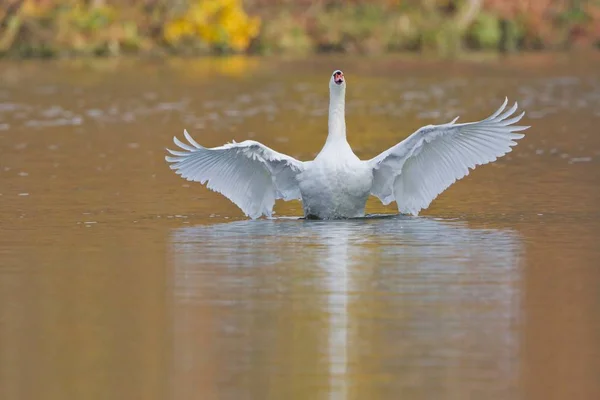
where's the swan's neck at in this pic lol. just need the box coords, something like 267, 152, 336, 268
326, 90, 346, 146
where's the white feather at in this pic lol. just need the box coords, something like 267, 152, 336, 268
368, 98, 529, 215
166, 70, 530, 220
165, 130, 305, 218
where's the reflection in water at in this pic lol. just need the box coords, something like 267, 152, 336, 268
169, 217, 523, 399
324, 226, 352, 400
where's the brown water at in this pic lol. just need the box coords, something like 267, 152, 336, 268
1, 54, 599, 400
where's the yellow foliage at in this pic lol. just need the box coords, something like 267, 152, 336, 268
164, 0, 261, 52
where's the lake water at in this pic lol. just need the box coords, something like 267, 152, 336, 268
1, 54, 599, 400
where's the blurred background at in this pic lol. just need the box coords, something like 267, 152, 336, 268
1, 1, 600, 400
0, 0, 599, 57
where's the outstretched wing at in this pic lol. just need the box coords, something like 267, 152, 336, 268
166, 130, 306, 219
368, 98, 530, 215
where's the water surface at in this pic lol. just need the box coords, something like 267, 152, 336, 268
1, 54, 599, 400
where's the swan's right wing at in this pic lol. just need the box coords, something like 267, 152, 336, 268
368, 98, 529, 215
166, 130, 306, 219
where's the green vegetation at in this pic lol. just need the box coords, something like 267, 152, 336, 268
0, 0, 599, 58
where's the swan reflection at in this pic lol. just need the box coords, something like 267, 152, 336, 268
169, 216, 523, 399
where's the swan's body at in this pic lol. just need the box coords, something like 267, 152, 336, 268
299, 145, 373, 219
166, 70, 529, 219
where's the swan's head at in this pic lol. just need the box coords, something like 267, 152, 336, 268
330, 70, 346, 91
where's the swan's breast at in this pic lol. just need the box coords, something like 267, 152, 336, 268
297, 159, 373, 218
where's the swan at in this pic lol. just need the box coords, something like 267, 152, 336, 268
165, 70, 529, 219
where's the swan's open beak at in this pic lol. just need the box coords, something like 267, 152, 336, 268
334, 72, 344, 85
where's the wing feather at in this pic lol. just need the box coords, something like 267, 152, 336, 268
368, 98, 530, 215
166, 130, 305, 219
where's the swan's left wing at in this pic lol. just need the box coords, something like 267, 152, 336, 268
166, 130, 306, 219
368, 98, 529, 215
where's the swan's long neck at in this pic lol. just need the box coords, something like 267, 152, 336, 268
326, 89, 346, 146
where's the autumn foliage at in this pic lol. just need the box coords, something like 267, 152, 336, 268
0, 0, 598, 57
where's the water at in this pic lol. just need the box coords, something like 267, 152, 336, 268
1, 54, 599, 400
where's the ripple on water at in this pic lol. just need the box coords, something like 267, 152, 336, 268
25, 117, 83, 128
569, 156, 593, 164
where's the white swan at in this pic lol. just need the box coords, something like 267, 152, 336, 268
166, 70, 529, 219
